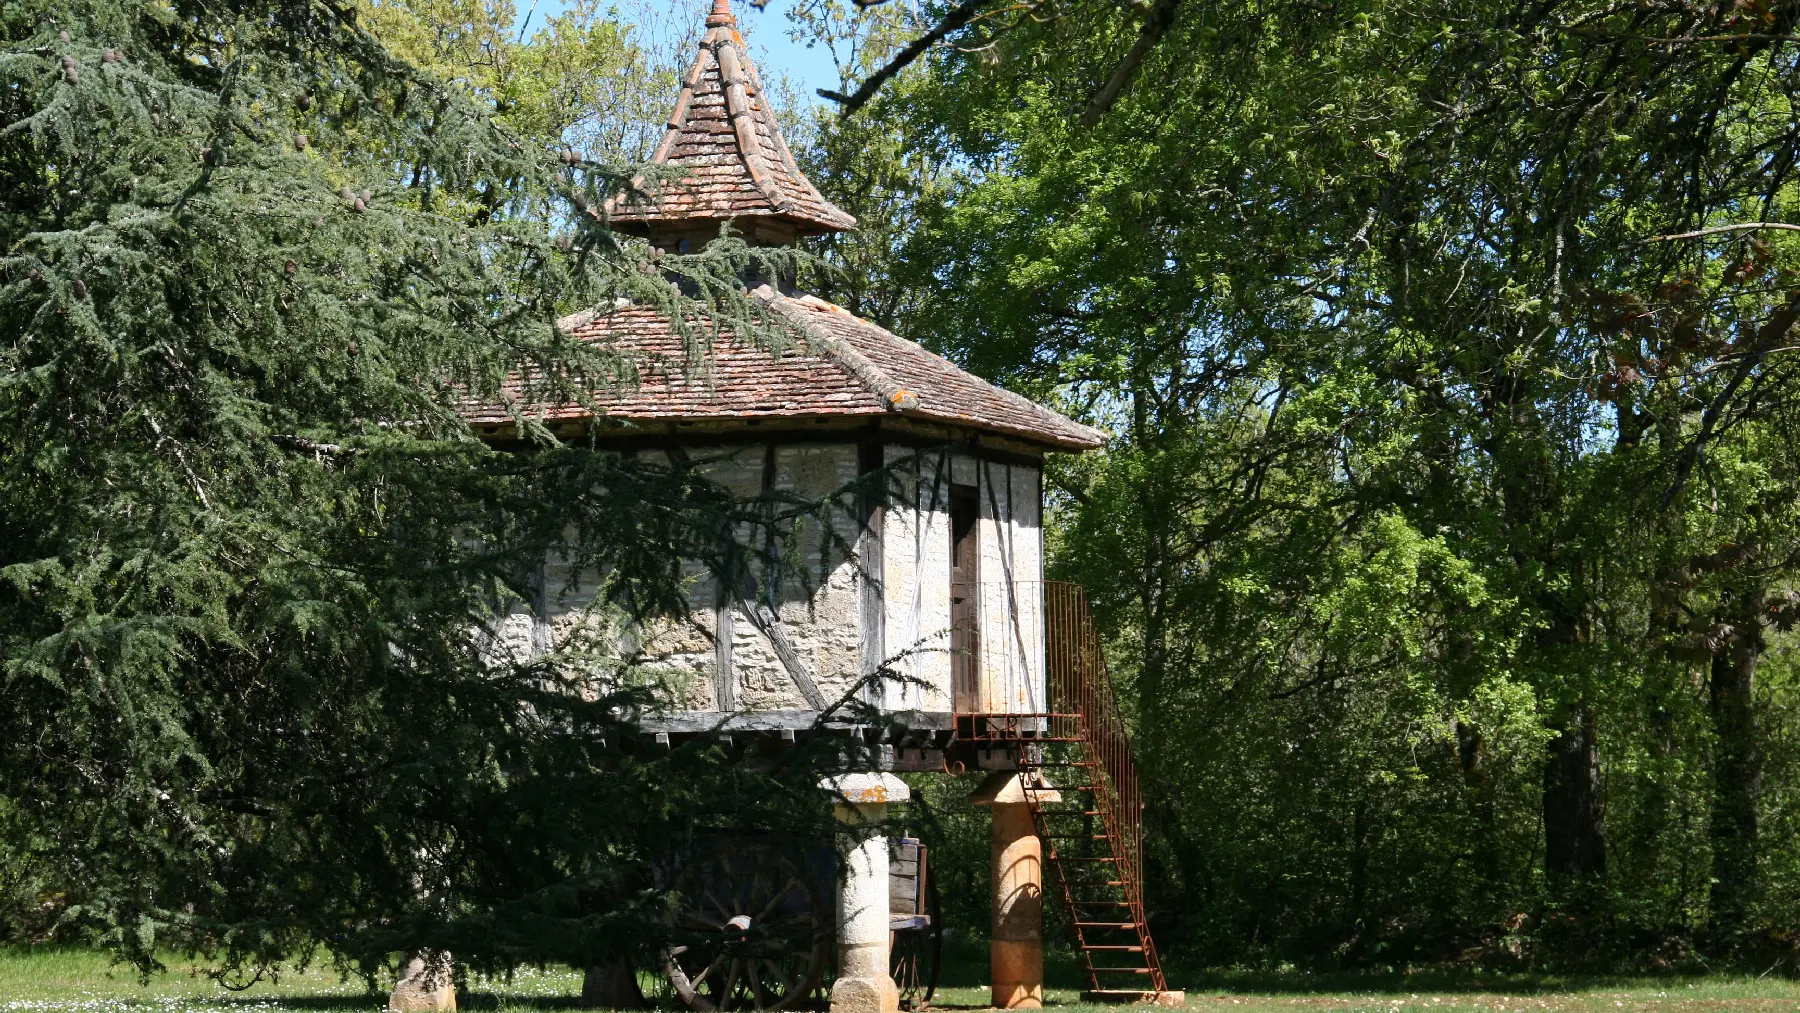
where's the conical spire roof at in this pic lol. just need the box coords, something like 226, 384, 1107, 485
607, 0, 856, 241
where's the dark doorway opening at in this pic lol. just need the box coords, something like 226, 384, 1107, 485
950, 483, 979, 713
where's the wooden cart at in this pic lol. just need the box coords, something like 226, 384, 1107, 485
887, 838, 942, 1010
661, 836, 941, 1011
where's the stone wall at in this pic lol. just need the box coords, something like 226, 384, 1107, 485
744, 443, 865, 709
515, 441, 1045, 718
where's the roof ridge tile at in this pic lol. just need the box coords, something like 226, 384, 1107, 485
605, 2, 854, 237
756, 287, 918, 410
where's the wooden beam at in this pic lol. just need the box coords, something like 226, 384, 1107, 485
739, 598, 829, 709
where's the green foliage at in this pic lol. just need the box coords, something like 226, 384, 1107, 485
0, 0, 835, 983
355, 0, 673, 162
797, 0, 1800, 971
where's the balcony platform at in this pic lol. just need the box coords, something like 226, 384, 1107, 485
636, 708, 960, 771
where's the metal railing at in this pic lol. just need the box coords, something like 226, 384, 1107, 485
949, 580, 1047, 715
953, 580, 1164, 992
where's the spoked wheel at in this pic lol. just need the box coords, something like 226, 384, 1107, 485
888, 865, 942, 1010
663, 839, 830, 1011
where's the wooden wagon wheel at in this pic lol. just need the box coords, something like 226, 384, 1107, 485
663, 840, 829, 1012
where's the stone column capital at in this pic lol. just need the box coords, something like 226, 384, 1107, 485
818, 772, 911, 806
969, 771, 1060, 806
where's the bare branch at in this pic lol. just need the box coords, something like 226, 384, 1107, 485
1645, 221, 1800, 242
817, 0, 988, 114
1568, 28, 1800, 44
1663, 290, 1800, 507
1078, 0, 1182, 126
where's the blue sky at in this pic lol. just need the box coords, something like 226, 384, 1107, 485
514, 0, 843, 109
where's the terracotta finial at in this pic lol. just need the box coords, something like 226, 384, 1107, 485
705, 0, 735, 27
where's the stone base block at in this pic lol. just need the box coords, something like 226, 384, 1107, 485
388, 980, 455, 1010
1080, 990, 1185, 1007
579, 960, 644, 1009
389, 952, 456, 1012
829, 973, 900, 1013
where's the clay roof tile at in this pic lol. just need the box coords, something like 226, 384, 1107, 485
467, 291, 1105, 453
606, 0, 856, 237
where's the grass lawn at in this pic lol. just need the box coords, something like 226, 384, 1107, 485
3, 947, 1798, 1013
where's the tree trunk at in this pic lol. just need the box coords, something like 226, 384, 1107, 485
1543, 707, 1605, 881
1708, 581, 1765, 934
1456, 719, 1503, 898
580, 959, 645, 1010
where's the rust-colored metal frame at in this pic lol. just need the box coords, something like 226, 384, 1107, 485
953, 581, 1167, 994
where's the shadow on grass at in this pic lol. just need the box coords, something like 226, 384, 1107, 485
198, 993, 589, 1012
203, 998, 386, 1012
929, 937, 1800, 998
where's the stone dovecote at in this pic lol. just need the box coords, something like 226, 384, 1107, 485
470, 0, 1105, 734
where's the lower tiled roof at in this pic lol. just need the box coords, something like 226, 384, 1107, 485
466, 289, 1105, 452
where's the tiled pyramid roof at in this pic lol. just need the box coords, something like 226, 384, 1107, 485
469, 289, 1106, 453
606, 0, 856, 237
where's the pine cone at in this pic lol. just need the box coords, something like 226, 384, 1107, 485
102, 49, 121, 63
294, 132, 309, 151
72, 278, 87, 300
61, 56, 78, 84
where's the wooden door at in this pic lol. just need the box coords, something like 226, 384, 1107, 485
950, 484, 979, 713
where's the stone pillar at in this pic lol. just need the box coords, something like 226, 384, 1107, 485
389, 950, 456, 1012
971, 772, 1059, 1010
819, 772, 910, 1013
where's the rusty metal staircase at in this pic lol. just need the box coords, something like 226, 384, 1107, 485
956, 581, 1168, 997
